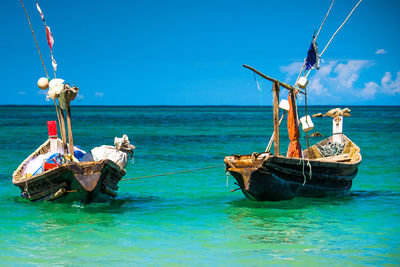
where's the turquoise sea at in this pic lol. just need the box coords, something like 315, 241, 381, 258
0, 105, 399, 266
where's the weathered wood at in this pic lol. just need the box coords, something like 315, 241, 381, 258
273, 82, 280, 156
65, 102, 74, 156
58, 106, 68, 153
12, 138, 126, 203
243, 64, 305, 95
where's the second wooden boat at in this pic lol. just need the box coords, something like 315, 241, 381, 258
225, 135, 361, 201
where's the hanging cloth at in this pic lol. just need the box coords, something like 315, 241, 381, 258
286, 92, 302, 158
305, 37, 320, 70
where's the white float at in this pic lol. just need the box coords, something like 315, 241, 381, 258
300, 115, 314, 132
297, 76, 309, 89
37, 77, 49, 90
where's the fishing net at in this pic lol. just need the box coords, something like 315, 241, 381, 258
316, 141, 346, 157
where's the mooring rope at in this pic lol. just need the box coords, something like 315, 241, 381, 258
120, 164, 225, 181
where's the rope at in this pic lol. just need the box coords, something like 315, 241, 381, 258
315, 0, 336, 40
19, 0, 49, 78
253, 72, 263, 106
20, 0, 64, 145
294, 60, 305, 87
120, 164, 224, 181
300, 156, 312, 185
319, 0, 363, 58
300, 156, 306, 184
303, 0, 364, 79
305, 85, 310, 154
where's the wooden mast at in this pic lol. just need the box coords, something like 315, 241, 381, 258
58, 106, 68, 153
243, 64, 305, 157
66, 102, 74, 156
273, 82, 280, 156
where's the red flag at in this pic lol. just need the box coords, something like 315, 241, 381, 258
45, 26, 54, 49
37, 1, 57, 74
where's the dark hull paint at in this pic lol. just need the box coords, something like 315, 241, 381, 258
228, 156, 360, 201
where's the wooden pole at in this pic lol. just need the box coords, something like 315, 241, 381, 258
243, 64, 305, 95
65, 102, 74, 156
53, 100, 62, 135
58, 105, 68, 153
273, 82, 280, 156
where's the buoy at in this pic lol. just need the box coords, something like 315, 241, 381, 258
297, 76, 309, 89
300, 115, 314, 132
37, 77, 49, 89
279, 99, 290, 111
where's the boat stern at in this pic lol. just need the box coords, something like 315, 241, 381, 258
224, 153, 270, 197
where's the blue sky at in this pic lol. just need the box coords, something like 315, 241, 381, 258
1, 0, 399, 105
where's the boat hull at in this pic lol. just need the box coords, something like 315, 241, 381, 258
13, 160, 125, 203
225, 154, 360, 201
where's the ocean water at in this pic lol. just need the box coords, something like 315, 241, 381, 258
0, 105, 399, 266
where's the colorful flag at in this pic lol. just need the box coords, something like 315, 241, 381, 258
51, 54, 57, 71
45, 26, 54, 49
36, 2, 45, 21
305, 39, 320, 70
36, 2, 57, 74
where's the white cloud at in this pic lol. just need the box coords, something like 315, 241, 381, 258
375, 49, 387, 55
279, 59, 400, 102
332, 60, 371, 90
95, 92, 104, 98
318, 60, 337, 76
308, 77, 329, 96
280, 62, 304, 76
359, 81, 379, 99
381, 71, 400, 95
280, 60, 400, 102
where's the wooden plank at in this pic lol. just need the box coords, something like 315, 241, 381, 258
273, 82, 280, 156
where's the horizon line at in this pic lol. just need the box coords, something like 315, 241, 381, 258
1, 104, 399, 107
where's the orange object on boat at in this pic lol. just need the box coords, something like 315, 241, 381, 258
286, 92, 302, 158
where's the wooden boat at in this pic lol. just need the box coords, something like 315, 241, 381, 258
224, 0, 367, 201
224, 66, 362, 201
12, 138, 125, 203
225, 135, 361, 201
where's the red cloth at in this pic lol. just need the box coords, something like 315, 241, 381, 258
47, 121, 57, 138
286, 93, 302, 158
